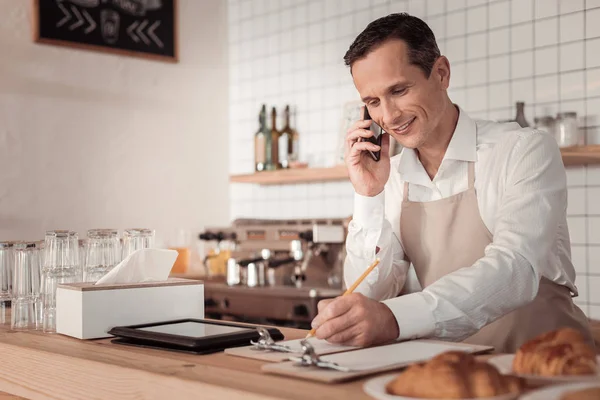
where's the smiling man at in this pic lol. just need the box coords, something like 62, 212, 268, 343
310, 13, 592, 353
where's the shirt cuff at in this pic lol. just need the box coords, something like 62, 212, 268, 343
382, 292, 436, 340
353, 190, 385, 230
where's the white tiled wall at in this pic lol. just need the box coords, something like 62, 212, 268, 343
228, 0, 600, 315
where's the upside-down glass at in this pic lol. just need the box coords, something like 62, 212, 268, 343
122, 229, 154, 259
12, 242, 42, 330
41, 230, 80, 333
84, 229, 121, 283
0, 242, 14, 324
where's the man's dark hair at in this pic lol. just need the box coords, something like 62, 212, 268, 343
343, 13, 441, 77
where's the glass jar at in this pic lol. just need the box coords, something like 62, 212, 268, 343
555, 112, 582, 148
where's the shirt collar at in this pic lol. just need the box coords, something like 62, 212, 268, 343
397, 105, 477, 185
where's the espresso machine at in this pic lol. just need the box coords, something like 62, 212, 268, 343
198, 218, 348, 328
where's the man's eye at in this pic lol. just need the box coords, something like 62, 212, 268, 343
392, 89, 406, 95
369, 101, 380, 107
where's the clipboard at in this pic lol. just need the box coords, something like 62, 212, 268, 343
225, 336, 358, 362
261, 339, 494, 383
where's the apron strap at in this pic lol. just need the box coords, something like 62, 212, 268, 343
468, 162, 475, 189
403, 181, 409, 201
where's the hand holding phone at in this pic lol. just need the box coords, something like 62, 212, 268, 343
360, 107, 384, 162
344, 106, 391, 197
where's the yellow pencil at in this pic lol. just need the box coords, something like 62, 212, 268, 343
305, 258, 380, 338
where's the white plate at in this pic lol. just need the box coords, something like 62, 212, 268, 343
363, 373, 519, 400
487, 354, 600, 385
520, 382, 600, 400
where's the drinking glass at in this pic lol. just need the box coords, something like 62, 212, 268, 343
41, 230, 80, 333
84, 229, 121, 283
122, 228, 154, 259
0, 241, 14, 323
12, 242, 42, 330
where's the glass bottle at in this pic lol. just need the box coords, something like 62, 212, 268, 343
278, 105, 294, 169
254, 104, 268, 172
268, 107, 280, 170
290, 105, 300, 164
514, 101, 530, 128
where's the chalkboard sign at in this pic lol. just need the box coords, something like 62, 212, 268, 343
33, 0, 178, 62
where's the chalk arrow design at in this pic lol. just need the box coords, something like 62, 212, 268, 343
147, 20, 163, 48
69, 6, 84, 30
127, 19, 163, 47
82, 10, 96, 34
127, 21, 140, 42
136, 19, 150, 45
56, 2, 71, 27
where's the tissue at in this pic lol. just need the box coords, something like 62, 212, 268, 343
95, 248, 178, 285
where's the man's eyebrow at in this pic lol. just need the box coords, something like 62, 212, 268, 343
361, 81, 410, 103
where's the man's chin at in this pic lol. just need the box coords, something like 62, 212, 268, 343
390, 133, 423, 150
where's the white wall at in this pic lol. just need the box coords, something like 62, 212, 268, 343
0, 0, 230, 244
228, 0, 600, 317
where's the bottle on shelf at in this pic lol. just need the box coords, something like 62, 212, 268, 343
254, 104, 268, 172
268, 106, 280, 170
514, 101, 530, 128
278, 105, 294, 169
290, 105, 300, 165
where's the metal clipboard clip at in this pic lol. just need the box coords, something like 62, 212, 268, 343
287, 339, 352, 372
250, 327, 294, 353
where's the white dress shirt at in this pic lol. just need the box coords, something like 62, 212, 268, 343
344, 107, 578, 342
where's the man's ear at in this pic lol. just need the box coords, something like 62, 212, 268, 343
432, 56, 451, 90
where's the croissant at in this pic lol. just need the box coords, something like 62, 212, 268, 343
512, 328, 597, 376
560, 387, 600, 400
386, 351, 524, 399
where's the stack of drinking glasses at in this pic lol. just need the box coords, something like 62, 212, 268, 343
0, 242, 14, 324
12, 242, 42, 330
83, 229, 121, 283
41, 230, 80, 332
121, 228, 155, 259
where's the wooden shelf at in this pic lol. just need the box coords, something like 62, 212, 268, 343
230, 146, 600, 185
561, 145, 600, 166
230, 165, 348, 185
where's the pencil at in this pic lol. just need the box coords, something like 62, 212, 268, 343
305, 258, 380, 338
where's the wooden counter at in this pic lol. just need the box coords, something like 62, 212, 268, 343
0, 323, 376, 400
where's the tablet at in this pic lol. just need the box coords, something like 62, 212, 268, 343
108, 318, 284, 354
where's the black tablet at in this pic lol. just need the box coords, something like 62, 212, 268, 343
107, 319, 284, 354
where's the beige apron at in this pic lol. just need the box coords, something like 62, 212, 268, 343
399, 162, 592, 353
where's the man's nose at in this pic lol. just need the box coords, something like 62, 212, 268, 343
381, 101, 401, 128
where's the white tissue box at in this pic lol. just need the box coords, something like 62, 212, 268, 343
56, 278, 204, 339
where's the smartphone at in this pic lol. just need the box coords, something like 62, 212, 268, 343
361, 107, 384, 162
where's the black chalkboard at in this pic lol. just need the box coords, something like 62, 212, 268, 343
33, 0, 178, 62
